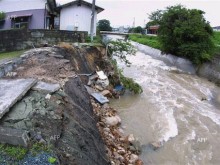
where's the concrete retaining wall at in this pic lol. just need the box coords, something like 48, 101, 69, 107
197, 56, 220, 85
133, 41, 220, 85
0, 29, 87, 52
132, 42, 196, 74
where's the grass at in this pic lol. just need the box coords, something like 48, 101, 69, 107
30, 142, 52, 156
212, 31, 220, 55
0, 144, 28, 160
129, 32, 220, 57
0, 49, 27, 60
128, 34, 161, 49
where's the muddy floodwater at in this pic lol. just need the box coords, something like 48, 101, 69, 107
110, 41, 220, 165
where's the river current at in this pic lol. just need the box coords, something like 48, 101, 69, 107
108, 37, 220, 165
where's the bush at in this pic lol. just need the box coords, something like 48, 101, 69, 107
158, 5, 215, 65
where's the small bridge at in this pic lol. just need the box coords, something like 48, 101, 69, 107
100, 31, 129, 36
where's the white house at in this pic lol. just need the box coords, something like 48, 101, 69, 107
58, 0, 104, 35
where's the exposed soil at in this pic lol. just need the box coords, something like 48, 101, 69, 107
1, 45, 143, 165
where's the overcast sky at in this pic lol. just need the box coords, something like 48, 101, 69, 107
57, 0, 220, 28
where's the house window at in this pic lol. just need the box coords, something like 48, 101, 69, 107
11, 17, 29, 29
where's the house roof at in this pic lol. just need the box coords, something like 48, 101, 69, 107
9, 14, 33, 19
58, 0, 104, 13
149, 25, 160, 30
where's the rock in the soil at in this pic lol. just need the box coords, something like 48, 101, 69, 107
150, 141, 163, 150
127, 134, 135, 142
105, 115, 121, 126
45, 94, 51, 100
101, 90, 111, 96
130, 154, 139, 164
32, 81, 60, 93
0, 126, 29, 147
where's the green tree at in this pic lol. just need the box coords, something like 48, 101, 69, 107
158, 5, 214, 64
129, 26, 144, 34
0, 11, 6, 20
146, 10, 163, 28
97, 19, 112, 31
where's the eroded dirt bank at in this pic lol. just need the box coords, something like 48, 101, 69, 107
0, 45, 143, 165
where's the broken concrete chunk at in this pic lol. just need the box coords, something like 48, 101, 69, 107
0, 78, 37, 119
84, 85, 97, 95
0, 126, 29, 147
45, 94, 51, 100
48, 54, 64, 58
105, 115, 121, 126
96, 71, 107, 80
32, 81, 60, 93
91, 93, 109, 104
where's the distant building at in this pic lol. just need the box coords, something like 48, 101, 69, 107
147, 25, 159, 34
58, 0, 104, 35
213, 26, 220, 31
0, 0, 57, 30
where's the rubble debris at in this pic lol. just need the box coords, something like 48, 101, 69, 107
104, 115, 121, 126
0, 78, 37, 119
96, 71, 109, 88
91, 93, 109, 104
32, 81, 60, 93
0, 126, 29, 147
92, 99, 144, 165
150, 141, 163, 150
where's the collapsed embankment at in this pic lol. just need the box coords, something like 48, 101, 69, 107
0, 44, 143, 165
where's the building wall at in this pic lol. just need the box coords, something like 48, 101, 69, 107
60, 5, 97, 35
2, 9, 45, 29
0, 29, 87, 52
0, 0, 46, 12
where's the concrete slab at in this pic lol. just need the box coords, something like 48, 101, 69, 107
0, 126, 29, 147
32, 81, 60, 93
84, 85, 97, 95
0, 78, 37, 119
91, 93, 109, 104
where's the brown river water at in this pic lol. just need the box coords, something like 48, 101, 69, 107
108, 37, 220, 165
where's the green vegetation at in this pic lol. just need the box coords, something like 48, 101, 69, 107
0, 50, 27, 60
129, 26, 145, 34
30, 142, 52, 156
97, 19, 112, 31
0, 144, 28, 160
145, 9, 163, 28
128, 34, 161, 49
212, 31, 220, 55
106, 40, 142, 94
0, 11, 6, 20
110, 59, 143, 94
48, 157, 57, 164
108, 39, 137, 65
85, 35, 102, 44
157, 5, 215, 65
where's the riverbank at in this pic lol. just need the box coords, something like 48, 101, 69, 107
129, 36, 220, 85
0, 44, 143, 164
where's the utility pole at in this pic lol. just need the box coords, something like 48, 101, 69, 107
90, 0, 96, 42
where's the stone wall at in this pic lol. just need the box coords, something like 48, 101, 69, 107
0, 29, 87, 52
